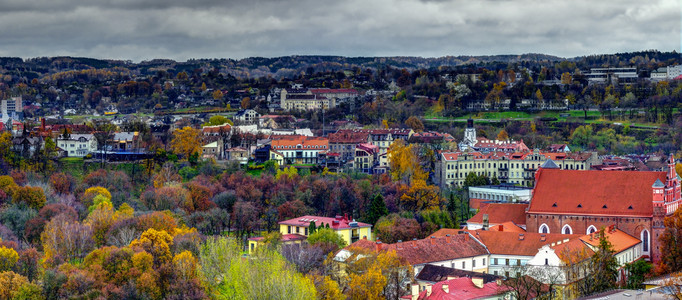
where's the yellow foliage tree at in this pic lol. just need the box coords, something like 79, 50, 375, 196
348, 265, 386, 300
0, 271, 28, 299
130, 228, 173, 266
0, 246, 18, 272
171, 127, 202, 159
388, 139, 427, 185
212, 90, 223, 100
0, 176, 17, 199
400, 179, 442, 211
497, 129, 509, 141
173, 251, 198, 281
82, 186, 111, 208
312, 275, 345, 300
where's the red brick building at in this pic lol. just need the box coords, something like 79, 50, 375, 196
526, 155, 681, 264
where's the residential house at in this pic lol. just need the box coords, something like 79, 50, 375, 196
279, 215, 371, 246
12, 136, 42, 157
234, 109, 260, 124
202, 123, 232, 137
354, 143, 379, 174
337, 233, 489, 276
409, 277, 511, 300
328, 130, 370, 164
466, 203, 528, 230
525, 226, 642, 299
225, 147, 249, 164
201, 139, 223, 160
270, 135, 329, 165
547, 144, 571, 153
413, 264, 503, 294
247, 234, 306, 254
56, 133, 97, 157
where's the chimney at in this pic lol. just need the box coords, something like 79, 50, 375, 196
344, 213, 349, 222
376, 241, 382, 252
442, 284, 449, 294
498, 224, 504, 231
472, 277, 484, 289
518, 233, 525, 241
411, 284, 420, 300
540, 234, 546, 242
426, 285, 432, 297
482, 214, 489, 230
445, 234, 451, 243
430, 236, 436, 245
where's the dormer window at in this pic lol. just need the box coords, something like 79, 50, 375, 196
602, 205, 608, 209
552, 203, 557, 207
577, 204, 582, 208
628, 205, 633, 210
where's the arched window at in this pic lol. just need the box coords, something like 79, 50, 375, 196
539, 224, 550, 234
586, 225, 597, 234
562, 224, 573, 235
641, 230, 650, 252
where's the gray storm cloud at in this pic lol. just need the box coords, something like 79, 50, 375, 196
0, 0, 677, 61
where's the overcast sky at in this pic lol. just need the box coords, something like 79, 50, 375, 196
0, 0, 678, 61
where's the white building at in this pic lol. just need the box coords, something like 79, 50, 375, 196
234, 109, 260, 124
1, 96, 22, 123
56, 134, 97, 157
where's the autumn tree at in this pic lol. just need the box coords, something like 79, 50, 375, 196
212, 90, 223, 100
400, 180, 442, 211
12, 186, 45, 209
171, 127, 202, 160
404, 116, 424, 132
497, 129, 509, 141
388, 139, 427, 185
130, 228, 173, 267
203, 115, 231, 127
0, 246, 18, 272
41, 214, 94, 267
659, 208, 682, 273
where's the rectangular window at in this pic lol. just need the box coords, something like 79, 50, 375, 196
483, 258, 486, 266
462, 261, 465, 269
505, 259, 509, 265
494, 258, 498, 265
473, 259, 476, 268
288, 226, 291, 234
305, 228, 308, 235
296, 227, 299, 233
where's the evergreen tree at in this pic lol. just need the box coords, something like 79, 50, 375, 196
366, 194, 389, 225
308, 221, 317, 235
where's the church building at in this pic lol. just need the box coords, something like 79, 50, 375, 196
526, 155, 681, 264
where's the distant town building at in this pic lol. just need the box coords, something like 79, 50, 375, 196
1, 96, 23, 123
586, 67, 638, 84
233, 109, 260, 124
468, 185, 532, 210
56, 133, 97, 157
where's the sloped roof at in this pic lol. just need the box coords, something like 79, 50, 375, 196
580, 227, 641, 254
416, 277, 509, 300
552, 238, 594, 263
540, 159, 559, 169
344, 234, 488, 266
465, 230, 583, 256
279, 215, 371, 230
467, 203, 527, 226
416, 264, 502, 284
529, 169, 666, 216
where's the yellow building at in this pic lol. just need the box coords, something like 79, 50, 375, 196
247, 215, 372, 254
279, 215, 372, 246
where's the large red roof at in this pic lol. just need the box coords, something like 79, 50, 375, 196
467, 203, 528, 226
529, 169, 666, 216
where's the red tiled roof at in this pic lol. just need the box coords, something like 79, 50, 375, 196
467, 231, 582, 256
270, 135, 329, 150
202, 123, 231, 133
529, 169, 666, 216
328, 130, 369, 144
416, 277, 509, 300
467, 203, 527, 226
552, 238, 594, 263
580, 226, 641, 254
279, 215, 371, 230
344, 234, 488, 266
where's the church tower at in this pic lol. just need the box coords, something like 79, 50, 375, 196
459, 118, 477, 151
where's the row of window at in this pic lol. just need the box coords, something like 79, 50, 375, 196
446, 162, 586, 170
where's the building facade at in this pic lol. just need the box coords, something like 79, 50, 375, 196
57, 134, 97, 157
526, 156, 681, 264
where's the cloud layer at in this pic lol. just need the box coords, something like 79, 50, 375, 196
0, 0, 678, 61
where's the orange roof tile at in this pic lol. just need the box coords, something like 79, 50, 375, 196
467, 203, 528, 226
467, 231, 582, 256
529, 169, 666, 216
580, 226, 641, 254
